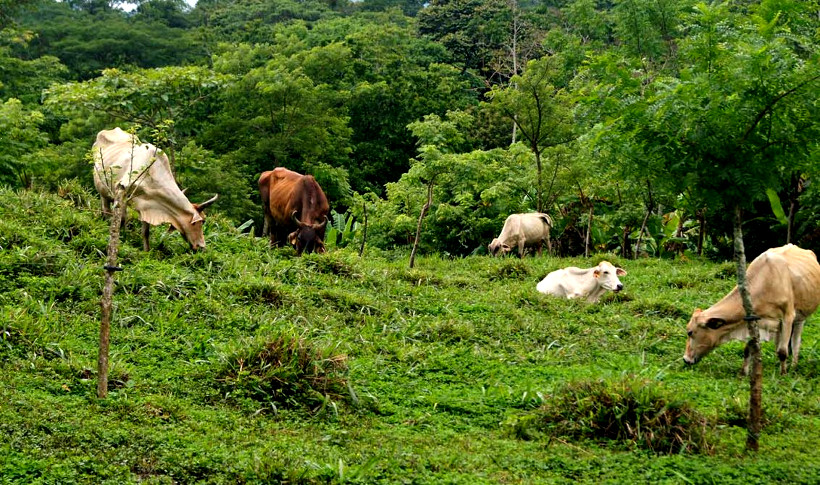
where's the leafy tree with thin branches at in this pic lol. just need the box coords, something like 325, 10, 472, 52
621, 2, 820, 450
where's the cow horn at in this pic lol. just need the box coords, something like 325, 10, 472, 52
197, 194, 219, 210
318, 215, 329, 229
291, 210, 306, 227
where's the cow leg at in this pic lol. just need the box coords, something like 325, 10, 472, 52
101, 196, 112, 218
142, 221, 151, 251
262, 210, 273, 238
741, 340, 752, 377
270, 225, 286, 248
790, 318, 806, 370
120, 206, 128, 230
518, 240, 525, 258
271, 226, 287, 248
777, 312, 795, 375
546, 232, 552, 256
536, 240, 543, 257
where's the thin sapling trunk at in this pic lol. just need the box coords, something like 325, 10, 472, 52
359, 201, 368, 258
410, 178, 435, 269
732, 205, 762, 452
98, 188, 127, 398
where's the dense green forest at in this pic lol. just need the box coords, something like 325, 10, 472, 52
2, 0, 818, 258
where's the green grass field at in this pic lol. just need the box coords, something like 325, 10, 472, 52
1, 188, 818, 484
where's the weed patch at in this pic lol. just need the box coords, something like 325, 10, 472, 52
302, 252, 358, 277
228, 280, 290, 307
395, 268, 444, 286
512, 378, 712, 454
489, 260, 530, 280
213, 334, 350, 410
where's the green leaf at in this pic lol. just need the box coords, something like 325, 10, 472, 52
765, 188, 788, 225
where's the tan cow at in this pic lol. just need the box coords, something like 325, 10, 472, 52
93, 128, 217, 251
684, 244, 820, 375
536, 261, 626, 302
488, 212, 553, 257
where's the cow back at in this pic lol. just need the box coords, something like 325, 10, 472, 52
92, 128, 200, 229
766, 244, 820, 317
265, 168, 329, 226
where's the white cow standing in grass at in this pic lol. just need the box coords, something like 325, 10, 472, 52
488, 212, 553, 257
536, 261, 627, 302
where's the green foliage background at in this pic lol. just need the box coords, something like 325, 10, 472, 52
0, 0, 816, 256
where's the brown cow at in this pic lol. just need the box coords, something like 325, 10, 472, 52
258, 167, 329, 255
684, 244, 820, 375
92, 128, 217, 251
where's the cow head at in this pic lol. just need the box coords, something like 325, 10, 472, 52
593, 261, 626, 292
683, 308, 730, 365
488, 238, 512, 257
173, 194, 218, 250
289, 211, 328, 255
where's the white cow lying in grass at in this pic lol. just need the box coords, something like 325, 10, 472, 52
536, 261, 627, 302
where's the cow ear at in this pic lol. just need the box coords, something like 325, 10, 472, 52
288, 230, 299, 247
692, 308, 702, 315
191, 212, 203, 224
593, 269, 600, 278
706, 318, 726, 329
616, 267, 627, 276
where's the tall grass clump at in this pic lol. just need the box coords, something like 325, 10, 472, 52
519, 378, 712, 454
213, 333, 350, 411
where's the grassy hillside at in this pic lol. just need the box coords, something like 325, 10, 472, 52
1, 187, 818, 484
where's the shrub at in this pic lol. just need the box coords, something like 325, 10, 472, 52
489, 259, 529, 280
520, 378, 712, 454
213, 334, 349, 410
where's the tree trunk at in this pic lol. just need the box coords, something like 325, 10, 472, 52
98, 189, 127, 399
786, 174, 802, 244
786, 200, 796, 244
621, 226, 632, 259
509, 0, 519, 144
358, 201, 368, 258
410, 180, 435, 269
635, 208, 651, 259
697, 210, 706, 256
535, 149, 543, 213
733, 205, 762, 452
584, 204, 593, 258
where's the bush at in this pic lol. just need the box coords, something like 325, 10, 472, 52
213, 333, 349, 411
516, 378, 712, 454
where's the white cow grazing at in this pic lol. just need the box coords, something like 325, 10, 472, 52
93, 128, 217, 251
488, 212, 553, 257
536, 261, 626, 302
